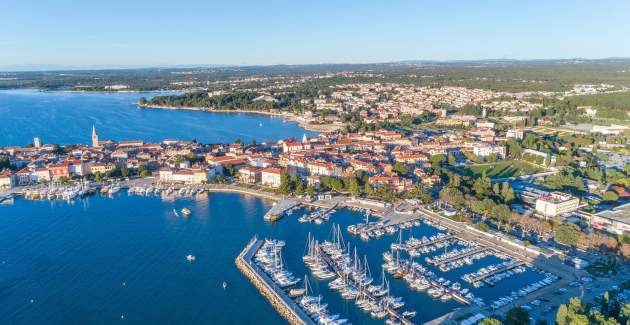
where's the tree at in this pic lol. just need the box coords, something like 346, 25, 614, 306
392, 162, 408, 177
556, 304, 569, 325
138, 165, 151, 177
94, 172, 103, 182
473, 174, 491, 198
430, 154, 446, 169
406, 184, 433, 204
479, 317, 503, 325
306, 185, 316, 197
505, 307, 530, 325
554, 222, 581, 246
501, 181, 516, 203
440, 187, 465, 207
493, 182, 501, 196
447, 153, 457, 166
121, 166, 129, 178
346, 177, 361, 197
492, 204, 511, 227
603, 191, 619, 202
277, 171, 291, 194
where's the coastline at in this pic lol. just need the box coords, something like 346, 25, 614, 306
138, 103, 342, 133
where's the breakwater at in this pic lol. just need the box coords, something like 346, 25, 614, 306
235, 237, 315, 325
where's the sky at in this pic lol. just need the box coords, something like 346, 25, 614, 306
1, 0, 630, 68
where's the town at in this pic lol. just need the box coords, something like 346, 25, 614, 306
1, 81, 629, 324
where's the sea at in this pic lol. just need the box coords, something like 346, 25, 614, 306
0, 89, 316, 147
0, 90, 545, 324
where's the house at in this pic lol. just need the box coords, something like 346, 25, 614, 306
261, 167, 283, 188
0, 169, 15, 189
238, 166, 261, 184
49, 163, 71, 180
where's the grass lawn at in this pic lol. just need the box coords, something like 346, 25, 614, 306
586, 261, 618, 277
450, 160, 543, 179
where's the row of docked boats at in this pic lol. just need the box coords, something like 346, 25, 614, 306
382, 250, 481, 306
462, 260, 526, 287
390, 231, 455, 255
348, 218, 422, 242
254, 239, 348, 325
254, 239, 301, 288
489, 273, 559, 310
24, 182, 95, 201
298, 207, 336, 225
424, 245, 484, 266
305, 226, 415, 323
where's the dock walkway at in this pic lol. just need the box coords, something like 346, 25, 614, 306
430, 247, 488, 266
236, 238, 315, 325
466, 261, 526, 284
264, 199, 300, 221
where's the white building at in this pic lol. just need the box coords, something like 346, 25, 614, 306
472, 144, 505, 159
535, 192, 579, 218
261, 167, 282, 188
506, 129, 524, 140
0, 170, 15, 189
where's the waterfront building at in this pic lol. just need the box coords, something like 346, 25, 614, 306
535, 191, 580, 218
238, 166, 261, 184
49, 163, 71, 180
261, 167, 282, 188
0, 169, 16, 188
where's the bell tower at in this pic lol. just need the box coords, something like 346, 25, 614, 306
91, 125, 99, 147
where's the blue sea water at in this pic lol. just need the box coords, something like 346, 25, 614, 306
0, 89, 316, 147
0, 193, 545, 324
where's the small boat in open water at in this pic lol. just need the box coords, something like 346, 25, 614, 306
181, 208, 191, 216
186, 254, 196, 262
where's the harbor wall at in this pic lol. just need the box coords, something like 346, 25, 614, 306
235, 238, 314, 325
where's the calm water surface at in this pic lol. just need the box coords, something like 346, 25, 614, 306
0, 89, 316, 146
0, 193, 544, 324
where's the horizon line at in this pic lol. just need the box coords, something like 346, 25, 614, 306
2, 56, 630, 73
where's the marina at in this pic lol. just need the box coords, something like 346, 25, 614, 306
0, 191, 559, 324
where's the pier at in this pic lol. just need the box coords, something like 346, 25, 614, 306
235, 237, 315, 325
406, 234, 456, 251
465, 260, 526, 284
316, 245, 414, 325
264, 199, 300, 221
429, 246, 488, 266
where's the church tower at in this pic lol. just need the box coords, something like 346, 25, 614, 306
91, 125, 99, 147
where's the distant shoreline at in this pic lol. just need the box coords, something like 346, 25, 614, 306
138, 103, 341, 133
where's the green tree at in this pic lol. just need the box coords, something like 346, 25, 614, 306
603, 191, 619, 202
94, 172, 103, 182
440, 187, 465, 207
554, 222, 581, 246
505, 307, 530, 325
346, 177, 361, 197
138, 165, 151, 177
277, 171, 291, 194
479, 317, 503, 325
556, 304, 569, 325
392, 162, 408, 177
306, 185, 316, 196
501, 181, 516, 203
447, 153, 457, 166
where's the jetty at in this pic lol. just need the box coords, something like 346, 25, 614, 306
406, 234, 456, 250
465, 260, 525, 284
235, 237, 315, 325
264, 199, 300, 221
429, 247, 488, 266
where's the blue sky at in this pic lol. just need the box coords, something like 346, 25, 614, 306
1, 0, 629, 67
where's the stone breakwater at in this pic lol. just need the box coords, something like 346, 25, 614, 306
235, 237, 314, 325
